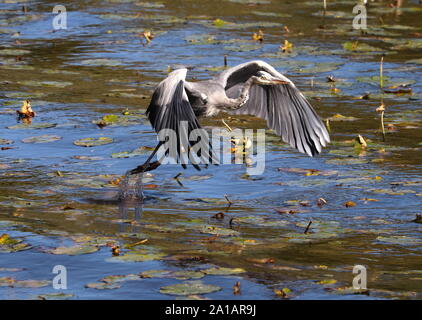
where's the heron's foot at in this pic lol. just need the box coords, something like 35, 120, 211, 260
129, 160, 161, 175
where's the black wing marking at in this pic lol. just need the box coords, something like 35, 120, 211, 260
146, 69, 217, 169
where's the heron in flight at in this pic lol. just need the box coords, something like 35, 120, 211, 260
129, 60, 330, 174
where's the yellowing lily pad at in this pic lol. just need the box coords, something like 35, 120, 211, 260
12, 279, 51, 288
74, 137, 113, 147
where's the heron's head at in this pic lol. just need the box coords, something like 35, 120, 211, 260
255, 71, 288, 85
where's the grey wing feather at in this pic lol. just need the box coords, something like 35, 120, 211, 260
223, 61, 330, 157
146, 69, 217, 169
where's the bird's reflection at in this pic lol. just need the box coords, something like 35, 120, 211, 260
116, 172, 146, 233
117, 196, 144, 234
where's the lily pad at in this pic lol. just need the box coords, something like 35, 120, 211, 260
107, 252, 166, 262
48, 245, 99, 256
0, 234, 31, 253
343, 41, 383, 52
74, 137, 113, 147
12, 279, 51, 288
160, 281, 221, 296
171, 271, 205, 280
38, 293, 74, 300
21, 135, 62, 144
80, 59, 123, 67
8, 123, 57, 130
200, 226, 240, 236
85, 282, 120, 290
0, 138, 13, 144
0, 49, 31, 56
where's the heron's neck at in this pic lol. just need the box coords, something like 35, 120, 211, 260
226, 76, 257, 110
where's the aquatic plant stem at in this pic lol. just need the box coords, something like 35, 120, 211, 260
381, 109, 385, 142
380, 55, 384, 89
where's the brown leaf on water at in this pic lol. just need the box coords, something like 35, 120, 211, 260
317, 198, 327, 207
233, 281, 241, 295
274, 208, 298, 215
344, 201, 356, 208
247, 258, 275, 264
163, 255, 206, 262
383, 84, 412, 94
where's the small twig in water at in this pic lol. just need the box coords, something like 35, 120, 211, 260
224, 194, 233, 206
304, 220, 312, 234
376, 102, 386, 141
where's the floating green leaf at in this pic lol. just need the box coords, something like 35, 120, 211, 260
74, 137, 113, 147
160, 281, 221, 296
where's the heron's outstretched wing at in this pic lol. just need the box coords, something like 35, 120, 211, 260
219, 60, 330, 157
146, 69, 216, 169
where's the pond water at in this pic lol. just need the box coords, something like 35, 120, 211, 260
0, 0, 421, 300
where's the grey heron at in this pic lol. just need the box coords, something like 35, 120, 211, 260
129, 60, 330, 174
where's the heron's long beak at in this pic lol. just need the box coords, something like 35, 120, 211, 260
271, 79, 289, 85
257, 78, 289, 86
